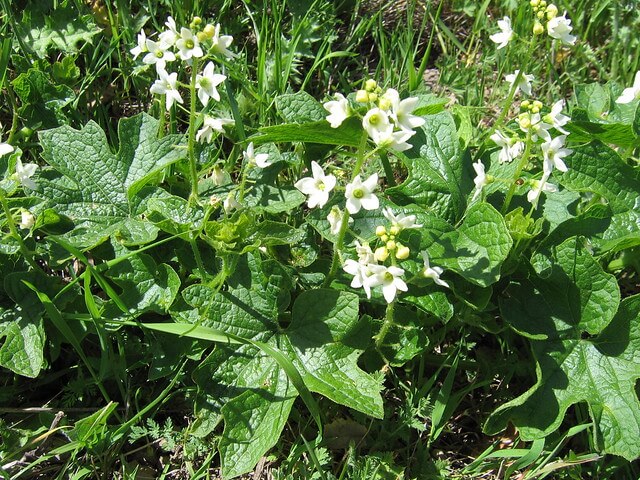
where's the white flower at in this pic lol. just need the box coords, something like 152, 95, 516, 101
14, 157, 38, 190
223, 192, 241, 213
472, 160, 487, 201
327, 206, 353, 235
142, 39, 176, 70
159, 16, 179, 46
0, 138, 14, 156
490, 130, 524, 164
211, 166, 226, 186
324, 93, 350, 128
195, 61, 226, 106
490, 16, 514, 49
374, 129, 415, 152
616, 71, 640, 104
354, 240, 376, 264
365, 265, 408, 303
527, 173, 559, 204
19, 210, 35, 230
196, 115, 233, 143
421, 251, 449, 288
382, 88, 425, 132
542, 135, 572, 174
343, 259, 373, 298
244, 142, 271, 168
547, 13, 576, 45
176, 27, 204, 61
130, 30, 148, 59
363, 108, 392, 139
345, 173, 379, 214
150, 69, 183, 109
545, 99, 570, 134
382, 208, 423, 231
505, 70, 535, 96
211, 24, 234, 58
294, 161, 337, 209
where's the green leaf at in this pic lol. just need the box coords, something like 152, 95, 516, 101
439, 203, 512, 287
12, 68, 75, 129
36, 113, 186, 249
0, 307, 44, 378
219, 371, 296, 478
102, 248, 180, 322
146, 195, 204, 236
557, 141, 640, 252
251, 117, 363, 147
486, 239, 635, 459
386, 111, 468, 222
189, 255, 383, 476
15, 4, 100, 57
275, 91, 327, 123
244, 184, 305, 214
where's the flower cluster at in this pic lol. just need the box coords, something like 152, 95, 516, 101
342, 209, 448, 303
479, 75, 572, 205
131, 16, 233, 141
323, 79, 424, 152
489, 1, 576, 50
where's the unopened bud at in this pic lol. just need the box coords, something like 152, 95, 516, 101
374, 246, 389, 262
19, 210, 35, 230
368, 93, 378, 103
192, 16, 202, 25
386, 240, 396, 251
395, 244, 410, 260
378, 97, 392, 110
356, 90, 369, 103
533, 21, 545, 35
202, 24, 216, 39
211, 166, 225, 185
521, 100, 531, 109
380, 234, 389, 242
376, 225, 387, 237
536, 10, 545, 19
546, 4, 558, 19
389, 225, 400, 236
364, 79, 377, 91
530, 0, 540, 6
197, 31, 208, 42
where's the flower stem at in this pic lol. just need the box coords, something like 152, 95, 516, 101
322, 131, 370, 287
187, 59, 200, 206
501, 132, 532, 214
374, 301, 395, 350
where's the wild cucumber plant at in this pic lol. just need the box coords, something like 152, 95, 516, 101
1, 2, 639, 478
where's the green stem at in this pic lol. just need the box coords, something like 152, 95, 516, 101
379, 151, 396, 187
374, 301, 395, 350
188, 59, 200, 206
322, 131, 370, 287
501, 132, 533, 214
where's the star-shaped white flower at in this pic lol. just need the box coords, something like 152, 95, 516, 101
542, 135, 572, 174
223, 192, 241, 213
382, 88, 425, 132
545, 99, 570, 134
0, 137, 14, 157
196, 61, 226, 106
421, 251, 449, 288
490, 16, 514, 49
345, 173, 379, 214
547, 13, 576, 46
143, 39, 176, 71
324, 93, 350, 128
363, 108, 392, 140
382, 208, 423, 231
472, 160, 487, 201
505, 70, 535, 96
616, 71, 640, 104
527, 173, 559, 204
159, 16, 179, 47
176, 27, 204, 61
490, 130, 524, 164
14, 157, 38, 190
517, 113, 552, 142
211, 24, 234, 58
294, 161, 337, 209
130, 29, 148, 59
343, 259, 373, 298
365, 265, 408, 303
150, 69, 183, 109
244, 142, 272, 168
19, 210, 35, 230
196, 115, 233, 143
